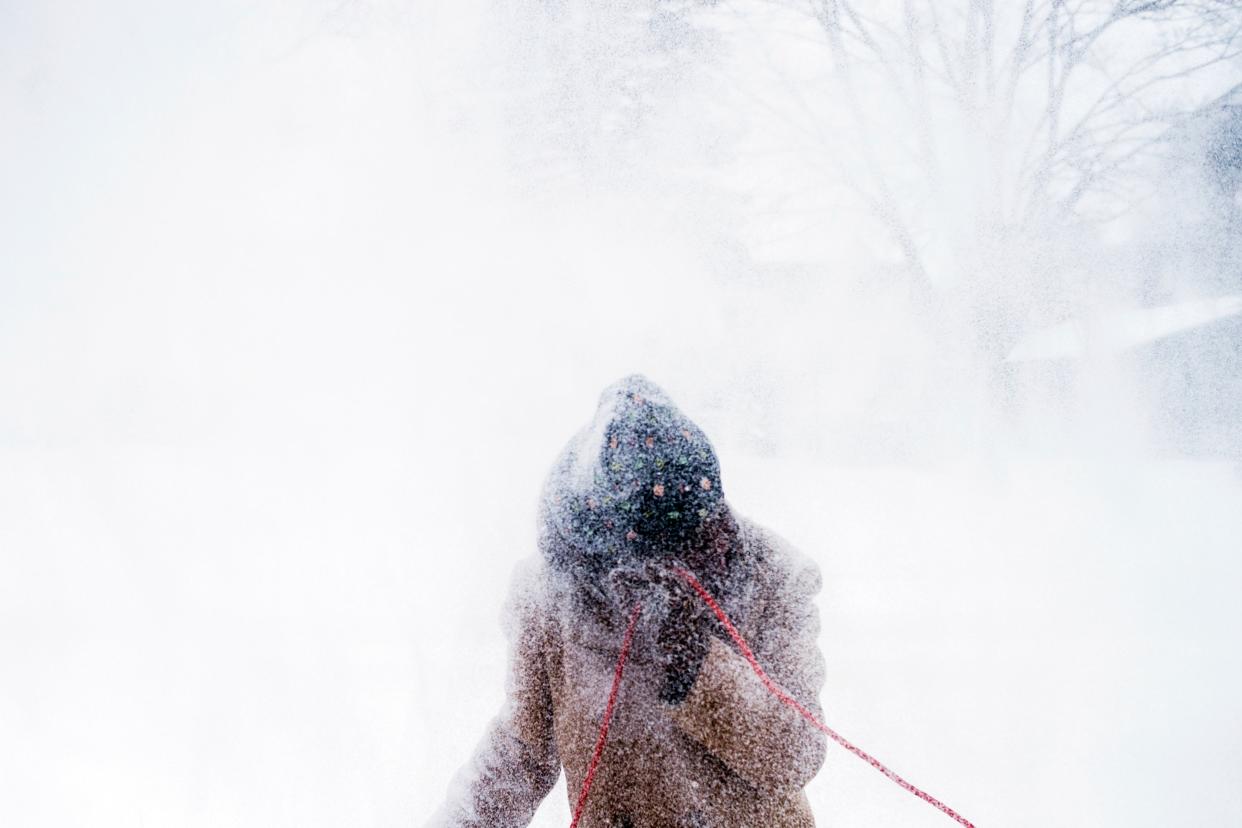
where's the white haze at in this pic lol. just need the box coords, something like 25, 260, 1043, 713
2, 2, 1241, 827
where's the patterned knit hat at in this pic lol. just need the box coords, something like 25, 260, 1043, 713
540, 375, 725, 577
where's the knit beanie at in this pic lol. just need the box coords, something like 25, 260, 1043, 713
539, 375, 725, 578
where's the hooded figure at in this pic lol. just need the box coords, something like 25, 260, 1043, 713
430, 376, 827, 827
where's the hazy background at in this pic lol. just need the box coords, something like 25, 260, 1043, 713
3, 1, 1241, 826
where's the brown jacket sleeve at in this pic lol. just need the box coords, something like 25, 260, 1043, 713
669, 537, 827, 795
430, 563, 560, 828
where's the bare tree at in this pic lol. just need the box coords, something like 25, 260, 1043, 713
717, 0, 1242, 354
490, 1, 724, 196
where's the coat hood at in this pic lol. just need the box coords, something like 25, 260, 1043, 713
538, 375, 727, 581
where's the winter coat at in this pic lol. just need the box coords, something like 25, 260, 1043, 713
430, 377, 827, 827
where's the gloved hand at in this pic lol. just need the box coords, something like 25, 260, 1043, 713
650, 565, 716, 705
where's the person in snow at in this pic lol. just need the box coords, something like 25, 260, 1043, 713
430, 375, 827, 827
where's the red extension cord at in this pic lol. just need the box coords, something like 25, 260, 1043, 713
568, 569, 976, 828
568, 602, 642, 828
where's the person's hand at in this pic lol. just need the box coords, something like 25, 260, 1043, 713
650, 564, 715, 705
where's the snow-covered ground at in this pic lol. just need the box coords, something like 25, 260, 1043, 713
426, 452, 1242, 827
3, 443, 1240, 827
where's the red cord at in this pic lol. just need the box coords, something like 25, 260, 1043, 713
569, 602, 642, 828
567, 576, 977, 828
673, 567, 976, 828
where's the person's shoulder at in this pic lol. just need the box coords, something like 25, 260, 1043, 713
509, 554, 550, 594
501, 555, 556, 630
737, 515, 822, 598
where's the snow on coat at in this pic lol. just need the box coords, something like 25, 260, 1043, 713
430, 376, 827, 827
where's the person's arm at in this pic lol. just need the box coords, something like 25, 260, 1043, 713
429, 564, 560, 828
667, 540, 828, 795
